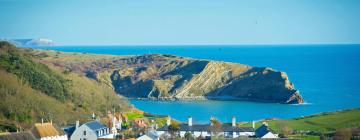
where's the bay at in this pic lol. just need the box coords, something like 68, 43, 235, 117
30, 45, 360, 123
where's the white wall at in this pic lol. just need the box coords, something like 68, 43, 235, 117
40, 135, 68, 140
70, 125, 98, 140
261, 132, 278, 138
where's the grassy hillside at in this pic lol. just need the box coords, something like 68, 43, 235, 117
0, 41, 130, 129
240, 108, 360, 139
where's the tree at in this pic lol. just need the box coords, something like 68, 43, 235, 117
209, 118, 222, 138
333, 128, 352, 140
185, 131, 194, 140
168, 121, 180, 138
277, 120, 292, 137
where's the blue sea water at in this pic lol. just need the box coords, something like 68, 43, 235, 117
30, 45, 360, 123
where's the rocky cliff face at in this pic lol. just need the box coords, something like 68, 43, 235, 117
31, 51, 304, 104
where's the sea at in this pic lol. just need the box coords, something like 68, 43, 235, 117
29, 44, 360, 123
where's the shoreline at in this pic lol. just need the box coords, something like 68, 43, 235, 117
127, 96, 301, 104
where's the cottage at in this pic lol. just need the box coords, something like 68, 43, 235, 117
156, 116, 254, 138
31, 120, 67, 140
70, 121, 113, 140
255, 123, 279, 138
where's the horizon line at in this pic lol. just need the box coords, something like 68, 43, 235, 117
50, 42, 360, 47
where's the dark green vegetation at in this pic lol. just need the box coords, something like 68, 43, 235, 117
0, 41, 130, 130
0, 41, 69, 101
241, 108, 360, 139
31, 48, 304, 104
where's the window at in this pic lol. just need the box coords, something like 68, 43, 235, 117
83, 131, 86, 135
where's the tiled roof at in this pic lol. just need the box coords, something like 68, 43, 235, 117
157, 123, 253, 132
84, 121, 108, 131
33, 123, 61, 138
133, 118, 147, 127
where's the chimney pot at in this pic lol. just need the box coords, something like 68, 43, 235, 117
166, 116, 171, 126
232, 116, 236, 127
188, 116, 192, 127
76, 120, 80, 129
252, 121, 255, 129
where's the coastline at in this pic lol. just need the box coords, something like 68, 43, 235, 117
127, 96, 302, 104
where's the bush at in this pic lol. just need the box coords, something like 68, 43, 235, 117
0, 41, 70, 101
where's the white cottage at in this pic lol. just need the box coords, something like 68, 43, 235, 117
156, 116, 254, 138
70, 121, 113, 140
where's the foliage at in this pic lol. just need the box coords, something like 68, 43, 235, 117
209, 118, 222, 137
168, 121, 180, 138
184, 131, 195, 140
333, 128, 352, 140
0, 123, 17, 132
0, 41, 130, 127
0, 41, 69, 101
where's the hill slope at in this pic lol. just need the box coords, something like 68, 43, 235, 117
0, 41, 130, 128
30, 48, 304, 104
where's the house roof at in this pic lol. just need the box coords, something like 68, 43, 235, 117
255, 124, 275, 138
62, 125, 76, 137
137, 132, 159, 140
133, 118, 147, 127
32, 123, 62, 138
157, 123, 253, 132
84, 121, 108, 131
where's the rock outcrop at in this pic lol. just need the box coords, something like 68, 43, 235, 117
31, 51, 304, 104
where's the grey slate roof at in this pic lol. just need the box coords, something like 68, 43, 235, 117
84, 121, 108, 131
255, 124, 274, 138
157, 123, 253, 132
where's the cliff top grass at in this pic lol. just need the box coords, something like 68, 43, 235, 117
241, 108, 360, 132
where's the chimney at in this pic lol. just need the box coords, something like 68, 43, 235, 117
252, 121, 255, 129
76, 120, 80, 129
50, 120, 53, 125
166, 116, 171, 126
92, 112, 96, 120
232, 116, 236, 127
188, 116, 192, 127
41, 118, 44, 125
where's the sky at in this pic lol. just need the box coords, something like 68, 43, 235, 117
0, 0, 360, 45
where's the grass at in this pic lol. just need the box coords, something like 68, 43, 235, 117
125, 112, 144, 120
240, 108, 360, 133
288, 134, 320, 140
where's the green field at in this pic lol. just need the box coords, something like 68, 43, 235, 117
240, 108, 360, 139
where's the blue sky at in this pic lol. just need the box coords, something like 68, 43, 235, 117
0, 0, 359, 45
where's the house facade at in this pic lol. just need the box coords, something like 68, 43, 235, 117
70, 121, 112, 140
156, 116, 254, 138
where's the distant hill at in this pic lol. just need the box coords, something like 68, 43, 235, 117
29, 48, 304, 104
0, 41, 130, 129
8, 38, 54, 47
